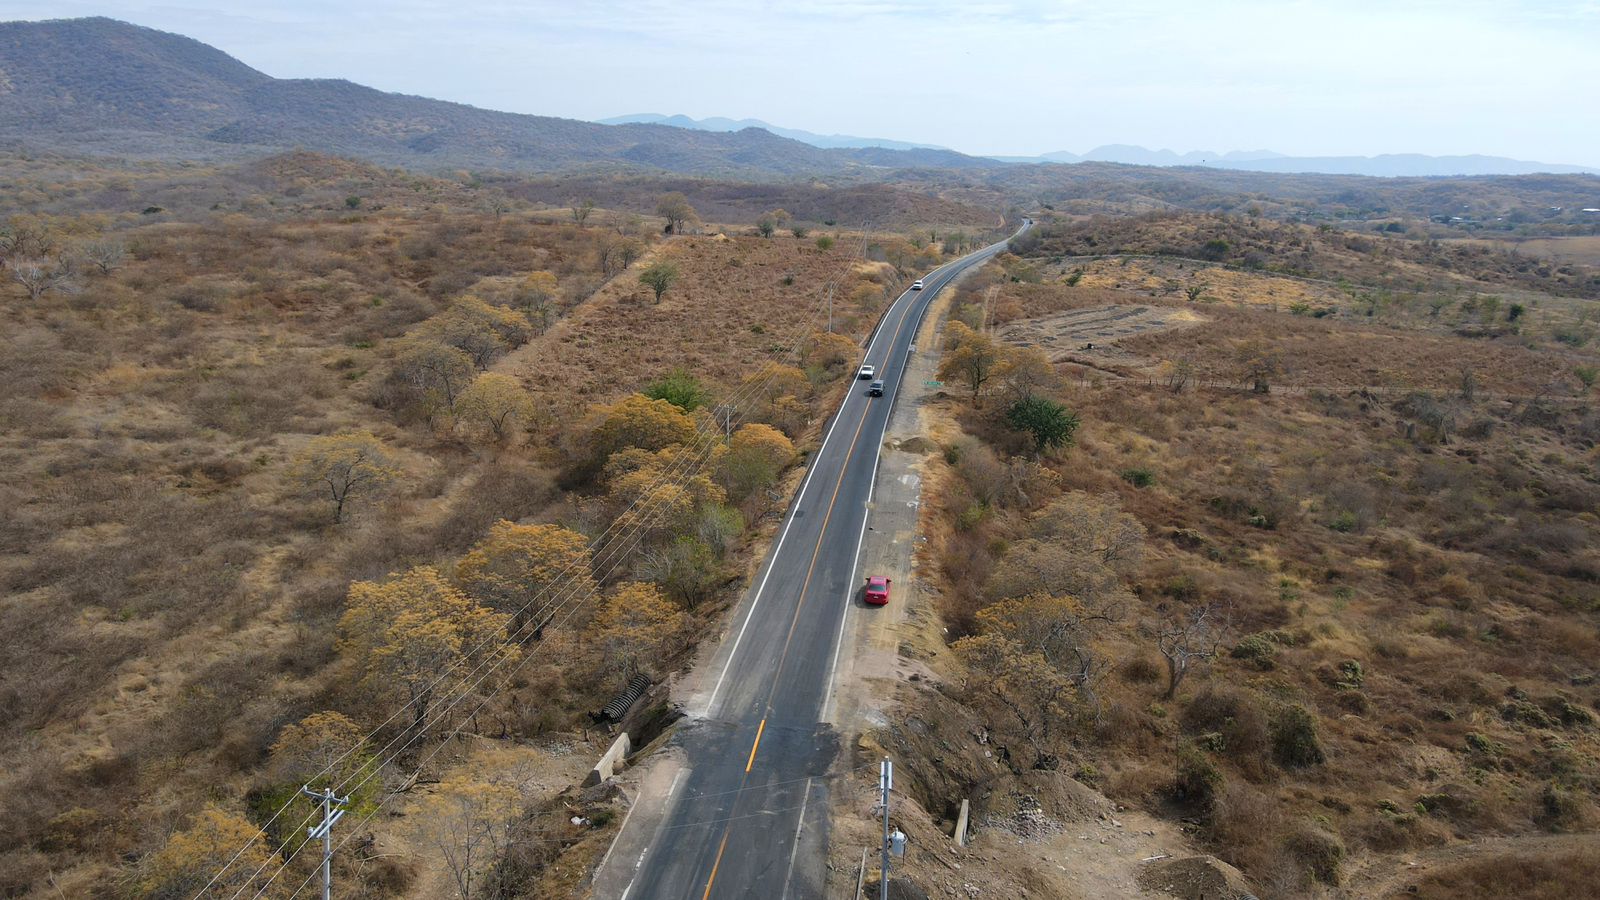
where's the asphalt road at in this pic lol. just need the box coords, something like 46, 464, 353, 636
611, 223, 1027, 900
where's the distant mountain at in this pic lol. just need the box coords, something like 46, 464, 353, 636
0, 18, 1000, 178
994, 146, 1597, 177
599, 113, 951, 153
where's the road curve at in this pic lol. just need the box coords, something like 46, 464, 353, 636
606, 223, 1028, 900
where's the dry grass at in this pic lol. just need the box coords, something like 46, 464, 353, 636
891, 215, 1600, 897
0, 148, 966, 894
499, 231, 902, 415
1449, 236, 1600, 266
1404, 844, 1600, 900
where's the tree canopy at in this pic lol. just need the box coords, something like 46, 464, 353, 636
1006, 395, 1080, 453
292, 431, 400, 523
639, 261, 679, 304
456, 521, 595, 630
338, 566, 516, 732
579, 393, 698, 472
590, 581, 687, 678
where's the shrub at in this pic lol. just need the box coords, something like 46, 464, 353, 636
1501, 700, 1556, 728
1283, 824, 1344, 885
1536, 782, 1584, 831
955, 503, 988, 532
1182, 686, 1271, 768
1160, 575, 1200, 602
1120, 656, 1163, 683
1271, 703, 1325, 768
1006, 395, 1080, 453
1231, 633, 1278, 670
1174, 742, 1224, 811
643, 369, 710, 411
1121, 467, 1155, 488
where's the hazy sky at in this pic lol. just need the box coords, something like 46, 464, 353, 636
7, 0, 1600, 164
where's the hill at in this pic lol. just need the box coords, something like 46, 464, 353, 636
597, 113, 952, 152
0, 17, 1000, 178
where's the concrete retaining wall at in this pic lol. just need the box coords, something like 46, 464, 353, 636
584, 732, 632, 787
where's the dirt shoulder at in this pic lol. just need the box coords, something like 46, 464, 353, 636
822, 274, 1213, 899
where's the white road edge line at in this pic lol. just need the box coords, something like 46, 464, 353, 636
821, 278, 930, 722
819, 243, 1009, 722
702, 279, 916, 719
780, 778, 815, 900
613, 767, 689, 900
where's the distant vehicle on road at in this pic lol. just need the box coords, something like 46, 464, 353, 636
857, 364, 876, 380
911, 279, 924, 290
864, 576, 892, 606
867, 380, 885, 396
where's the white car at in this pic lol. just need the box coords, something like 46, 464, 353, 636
911, 280, 924, 291
858, 364, 876, 380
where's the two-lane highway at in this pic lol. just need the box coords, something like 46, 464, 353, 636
605, 223, 1027, 899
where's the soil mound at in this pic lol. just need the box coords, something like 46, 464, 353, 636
1136, 855, 1258, 900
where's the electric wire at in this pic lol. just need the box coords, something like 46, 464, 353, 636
198, 224, 879, 897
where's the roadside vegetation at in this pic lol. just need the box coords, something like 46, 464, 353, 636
894, 215, 1600, 897
0, 151, 962, 896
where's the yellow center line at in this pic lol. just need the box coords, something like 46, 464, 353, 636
701, 828, 732, 900
701, 290, 921, 899
745, 718, 767, 773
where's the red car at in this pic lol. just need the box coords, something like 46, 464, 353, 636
864, 576, 892, 606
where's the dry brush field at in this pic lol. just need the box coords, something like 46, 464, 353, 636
880, 217, 1600, 898
0, 152, 960, 896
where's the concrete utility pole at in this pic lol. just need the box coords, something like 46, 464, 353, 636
301, 785, 350, 900
878, 757, 907, 900
880, 757, 892, 900
714, 403, 734, 438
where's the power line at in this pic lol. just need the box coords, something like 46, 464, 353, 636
198, 223, 880, 896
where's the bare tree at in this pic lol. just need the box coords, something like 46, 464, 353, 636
1152, 603, 1223, 700
571, 199, 596, 224
428, 778, 522, 899
600, 236, 643, 277
81, 238, 126, 275
0, 219, 57, 268
10, 257, 77, 300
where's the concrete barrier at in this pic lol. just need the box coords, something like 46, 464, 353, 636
584, 732, 631, 787
954, 799, 970, 846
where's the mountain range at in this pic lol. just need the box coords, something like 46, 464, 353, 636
3, 17, 1594, 181
602, 118, 1598, 178
995, 146, 1599, 177
0, 17, 997, 178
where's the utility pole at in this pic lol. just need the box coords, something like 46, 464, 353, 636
880, 757, 891, 900
301, 785, 349, 900
714, 403, 734, 438
877, 757, 906, 900
827, 283, 835, 334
